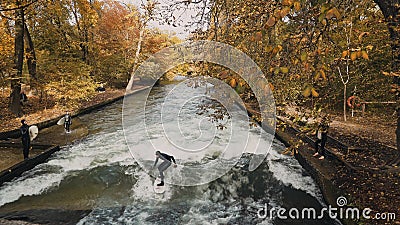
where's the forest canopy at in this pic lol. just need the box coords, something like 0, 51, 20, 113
0, 0, 181, 111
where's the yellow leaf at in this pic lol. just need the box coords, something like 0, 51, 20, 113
321, 5, 328, 13
300, 52, 307, 62
311, 88, 319, 97
293, 1, 301, 11
266, 16, 276, 28
366, 45, 374, 50
361, 51, 369, 60
350, 52, 357, 61
302, 86, 311, 97
314, 72, 320, 81
281, 67, 289, 73
265, 45, 273, 52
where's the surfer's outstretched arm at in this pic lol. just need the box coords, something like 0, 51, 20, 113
170, 156, 176, 164
153, 157, 159, 168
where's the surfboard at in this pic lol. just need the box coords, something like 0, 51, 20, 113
57, 117, 65, 125
29, 125, 39, 141
153, 178, 165, 194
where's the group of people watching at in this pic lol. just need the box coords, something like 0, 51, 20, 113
19, 112, 72, 160
17, 84, 105, 160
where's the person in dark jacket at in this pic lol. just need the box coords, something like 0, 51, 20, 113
64, 112, 72, 133
153, 151, 177, 186
20, 92, 28, 106
313, 117, 329, 160
20, 119, 30, 160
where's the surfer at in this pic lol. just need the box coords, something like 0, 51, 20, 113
313, 117, 329, 160
153, 151, 177, 186
20, 119, 30, 160
64, 112, 72, 133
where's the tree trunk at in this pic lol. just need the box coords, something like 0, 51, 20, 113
374, 0, 400, 157
126, 28, 145, 91
9, 2, 24, 116
343, 84, 347, 122
397, 109, 400, 154
81, 28, 89, 63
24, 22, 36, 80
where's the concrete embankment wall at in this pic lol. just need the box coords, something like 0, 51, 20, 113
0, 144, 60, 186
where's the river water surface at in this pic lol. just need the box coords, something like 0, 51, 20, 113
0, 80, 340, 225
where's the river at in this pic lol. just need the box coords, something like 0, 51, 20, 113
0, 79, 340, 225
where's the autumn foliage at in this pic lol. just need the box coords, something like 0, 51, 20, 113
0, 0, 180, 109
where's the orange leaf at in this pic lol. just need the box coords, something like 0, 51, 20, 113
358, 32, 370, 42
325, 8, 340, 19
311, 88, 319, 97
320, 70, 327, 80
361, 51, 369, 60
254, 31, 263, 41
266, 16, 276, 28
269, 83, 275, 91
282, 0, 292, 6
350, 52, 357, 61
341, 50, 349, 58
230, 78, 237, 88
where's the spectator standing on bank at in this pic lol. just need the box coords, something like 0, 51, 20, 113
64, 112, 72, 133
313, 117, 329, 160
20, 119, 30, 160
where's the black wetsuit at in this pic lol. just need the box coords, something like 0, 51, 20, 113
153, 152, 176, 182
64, 114, 72, 133
315, 123, 329, 157
20, 124, 30, 160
